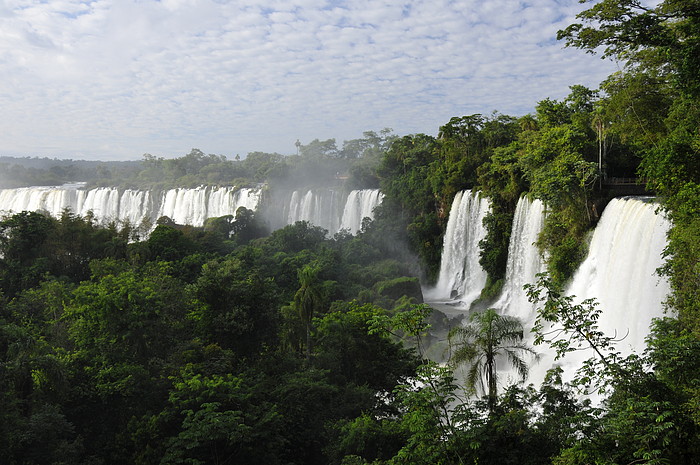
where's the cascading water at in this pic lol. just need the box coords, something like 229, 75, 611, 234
495, 196, 546, 321
118, 190, 153, 225
565, 197, 671, 353
159, 187, 209, 226
525, 197, 670, 389
430, 194, 670, 393
339, 189, 384, 234
285, 188, 343, 233
0, 185, 261, 228
0, 186, 84, 217
425, 190, 490, 308
283, 188, 384, 235
80, 187, 122, 220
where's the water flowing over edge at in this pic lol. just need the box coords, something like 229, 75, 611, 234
517, 197, 669, 390
424, 189, 490, 307
0, 185, 262, 228
426, 194, 670, 393
283, 188, 384, 235
494, 196, 546, 322
565, 197, 671, 354
0, 185, 384, 237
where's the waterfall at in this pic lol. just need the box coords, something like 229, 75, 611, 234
523, 197, 671, 389
284, 188, 384, 235
285, 188, 343, 233
339, 189, 384, 234
119, 190, 153, 225
428, 194, 670, 393
565, 197, 670, 353
0, 186, 83, 218
495, 196, 546, 321
425, 190, 490, 308
0, 185, 261, 228
80, 187, 122, 220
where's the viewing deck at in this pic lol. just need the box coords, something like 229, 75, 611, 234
602, 177, 651, 195
603, 177, 648, 186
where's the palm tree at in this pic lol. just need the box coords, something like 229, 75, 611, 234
449, 308, 537, 412
293, 264, 323, 361
517, 114, 538, 132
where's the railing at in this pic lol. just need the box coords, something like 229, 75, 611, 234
603, 177, 648, 186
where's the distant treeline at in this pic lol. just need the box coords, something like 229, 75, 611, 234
0, 156, 142, 189
0, 129, 396, 191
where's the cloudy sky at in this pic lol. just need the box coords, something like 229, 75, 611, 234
0, 0, 618, 161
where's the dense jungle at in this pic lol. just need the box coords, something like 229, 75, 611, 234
1, 1, 699, 464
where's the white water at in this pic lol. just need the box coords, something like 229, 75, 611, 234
339, 189, 384, 234
495, 197, 546, 321
425, 190, 490, 308
285, 188, 384, 235
565, 197, 670, 354
286, 188, 343, 233
428, 194, 670, 394
0, 185, 261, 228
1, 184, 382, 236
525, 197, 670, 390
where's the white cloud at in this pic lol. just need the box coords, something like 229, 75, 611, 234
0, 0, 617, 160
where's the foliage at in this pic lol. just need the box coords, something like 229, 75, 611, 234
293, 263, 325, 359
0, 3, 699, 461
558, 0, 700, 97
449, 308, 537, 412
526, 274, 700, 465
374, 114, 522, 282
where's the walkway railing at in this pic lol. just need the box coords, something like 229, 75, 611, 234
603, 177, 648, 186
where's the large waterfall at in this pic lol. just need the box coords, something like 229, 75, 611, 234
565, 197, 671, 354
0, 185, 384, 236
0, 185, 261, 228
425, 190, 490, 308
525, 197, 671, 388
283, 188, 384, 235
429, 194, 670, 391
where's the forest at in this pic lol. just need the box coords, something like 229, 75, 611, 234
1, 1, 699, 464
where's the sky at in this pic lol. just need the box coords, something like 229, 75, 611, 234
0, 0, 619, 161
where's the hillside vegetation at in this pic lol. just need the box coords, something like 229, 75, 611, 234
0, 1, 698, 463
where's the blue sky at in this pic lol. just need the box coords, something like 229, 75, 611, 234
0, 0, 618, 161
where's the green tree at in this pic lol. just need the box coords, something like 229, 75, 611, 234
519, 122, 598, 284
558, 0, 700, 97
62, 263, 194, 462
366, 304, 469, 465
375, 134, 443, 279
448, 308, 537, 413
157, 371, 285, 465
301, 138, 339, 159
191, 256, 280, 357
146, 224, 198, 262
315, 301, 418, 396
0, 211, 55, 297
294, 264, 324, 360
